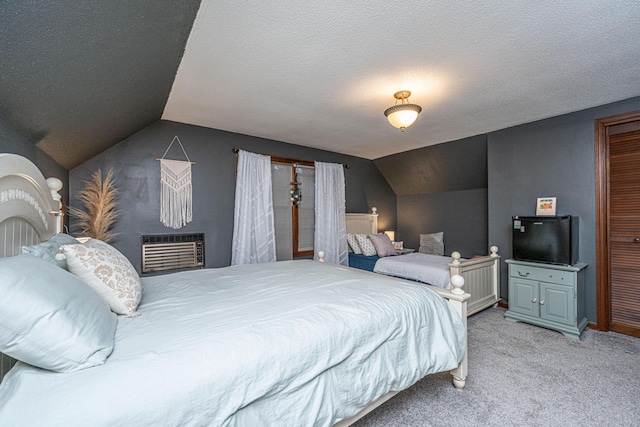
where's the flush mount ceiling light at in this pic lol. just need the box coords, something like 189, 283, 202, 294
384, 90, 422, 132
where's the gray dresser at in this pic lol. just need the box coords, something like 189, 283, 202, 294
505, 259, 588, 340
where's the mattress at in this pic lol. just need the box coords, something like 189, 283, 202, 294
374, 253, 465, 289
0, 260, 465, 426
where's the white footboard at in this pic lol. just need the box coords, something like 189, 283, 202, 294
449, 246, 500, 316
333, 275, 470, 427
428, 274, 469, 390
320, 251, 470, 427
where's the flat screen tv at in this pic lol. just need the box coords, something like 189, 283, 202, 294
512, 216, 578, 266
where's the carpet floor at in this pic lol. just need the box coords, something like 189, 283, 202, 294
354, 307, 640, 427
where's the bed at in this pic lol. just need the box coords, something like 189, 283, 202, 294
0, 154, 471, 426
346, 212, 500, 316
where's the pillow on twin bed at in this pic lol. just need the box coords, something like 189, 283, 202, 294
0, 254, 117, 373
419, 232, 444, 256
62, 239, 142, 318
346, 233, 362, 254
354, 233, 377, 256
22, 233, 79, 270
368, 233, 397, 257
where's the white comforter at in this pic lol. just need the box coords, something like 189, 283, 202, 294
374, 253, 464, 289
0, 260, 465, 427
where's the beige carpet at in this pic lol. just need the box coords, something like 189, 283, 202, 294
355, 307, 640, 427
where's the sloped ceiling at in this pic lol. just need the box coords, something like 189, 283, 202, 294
0, 1, 201, 169
2, 1, 640, 170
375, 135, 488, 196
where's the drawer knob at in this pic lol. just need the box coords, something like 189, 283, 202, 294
532, 298, 538, 303
540, 299, 545, 305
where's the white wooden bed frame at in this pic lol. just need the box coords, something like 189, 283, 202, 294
346, 212, 501, 316
0, 153, 64, 380
320, 248, 469, 426
0, 155, 469, 426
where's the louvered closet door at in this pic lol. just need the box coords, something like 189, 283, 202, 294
609, 129, 640, 336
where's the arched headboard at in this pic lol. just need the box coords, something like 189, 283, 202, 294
0, 153, 63, 257
0, 153, 64, 379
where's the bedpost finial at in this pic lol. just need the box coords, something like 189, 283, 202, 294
371, 207, 377, 215
451, 251, 461, 266
45, 177, 63, 208
490, 246, 499, 257
450, 274, 465, 295
317, 251, 325, 262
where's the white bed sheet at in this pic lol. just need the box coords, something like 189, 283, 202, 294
0, 260, 465, 427
373, 253, 465, 290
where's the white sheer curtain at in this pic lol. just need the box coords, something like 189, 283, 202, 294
231, 150, 277, 265
314, 161, 348, 265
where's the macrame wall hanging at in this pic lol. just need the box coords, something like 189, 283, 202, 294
156, 136, 195, 229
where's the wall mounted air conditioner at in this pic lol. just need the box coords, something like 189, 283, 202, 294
141, 233, 204, 274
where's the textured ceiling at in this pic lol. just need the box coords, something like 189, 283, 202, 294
0, 1, 201, 169
1, 1, 640, 170
163, 0, 640, 160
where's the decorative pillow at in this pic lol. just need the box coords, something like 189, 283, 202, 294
354, 233, 377, 256
368, 233, 398, 257
22, 233, 79, 270
346, 233, 362, 254
62, 239, 142, 317
419, 232, 444, 256
0, 254, 117, 372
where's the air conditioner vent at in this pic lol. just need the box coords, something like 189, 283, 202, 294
141, 233, 204, 274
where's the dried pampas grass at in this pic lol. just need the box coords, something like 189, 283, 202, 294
67, 169, 119, 243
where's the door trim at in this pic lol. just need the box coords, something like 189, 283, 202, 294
594, 110, 640, 331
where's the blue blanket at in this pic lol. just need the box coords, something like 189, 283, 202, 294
348, 252, 379, 271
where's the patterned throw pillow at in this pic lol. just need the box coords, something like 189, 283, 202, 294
62, 239, 142, 317
346, 233, 362, 254
368, 233, 398, 257
354, 233, 377, 256
419, 232, 444, 256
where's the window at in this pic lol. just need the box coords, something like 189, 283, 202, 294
271, 160, 315, 260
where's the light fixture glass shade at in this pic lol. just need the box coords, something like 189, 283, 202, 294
384, 230, 395, 241
385, 105, 421, 130
384, 91, 422, 131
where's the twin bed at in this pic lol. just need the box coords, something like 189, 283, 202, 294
345, 213, 501, 317
0, 153, 474, 426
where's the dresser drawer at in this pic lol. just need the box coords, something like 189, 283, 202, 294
509, 264, 574, 285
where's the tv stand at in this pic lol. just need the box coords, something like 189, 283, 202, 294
505, 259, 588, 340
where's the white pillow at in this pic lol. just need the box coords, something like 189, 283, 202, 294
62, 239, 142, 317
354, 233, 377, 256
346, 233, 362, 254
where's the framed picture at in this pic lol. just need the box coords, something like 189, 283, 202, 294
536, 197, 556, 216
392, 241, 404, 250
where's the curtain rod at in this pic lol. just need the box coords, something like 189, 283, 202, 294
232, 148, 350, 169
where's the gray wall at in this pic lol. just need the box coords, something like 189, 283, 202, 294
488, 96, 640, 321
0, 116, 69, 204
375, 135, 488, 257
70, 120, 396, 271
397, 189, 487, 258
